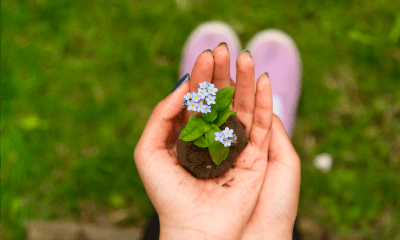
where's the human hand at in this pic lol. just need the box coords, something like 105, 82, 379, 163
211, 46, 301, 239
133, 44, 274, 240
240, 114, 301, 240
206, 45, 301, 239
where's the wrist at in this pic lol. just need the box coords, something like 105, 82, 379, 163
160, 224, 232, 240
241, 225, 293, 240
241, 232, 292, 240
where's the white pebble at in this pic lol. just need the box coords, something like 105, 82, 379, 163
313, 153, 333, 172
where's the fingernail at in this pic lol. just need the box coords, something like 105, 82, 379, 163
262, 71, 269, 77
240, 49, 252, 58
172, 73, 190, 93
217, 42, 229, 52
202, 49, 214, 57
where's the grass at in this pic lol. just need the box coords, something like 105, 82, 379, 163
2, 0, 400, 239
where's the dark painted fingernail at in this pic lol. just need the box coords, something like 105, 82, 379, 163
262, 71, 269, 77
240, 49, 252, 58
172, 73, 190, 93
202, 49, 214, 57
217, 42, 229, 52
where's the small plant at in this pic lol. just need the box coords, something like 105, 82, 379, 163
180, 82, 237, 165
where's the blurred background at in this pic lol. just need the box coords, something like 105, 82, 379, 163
2, 0, 400, 239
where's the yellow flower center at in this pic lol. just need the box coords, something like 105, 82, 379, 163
200, 106, 203, 109
226, 141, 229, 143
219, 135, 222, 138
210, 89, 213, 91
191, 104, 194, 107
201, 92, 204, 95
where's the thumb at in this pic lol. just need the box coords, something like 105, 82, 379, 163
259, 114, 300, 231
262, 114, 301, 227
136, 77, 190, 155
268, 114, 301, 168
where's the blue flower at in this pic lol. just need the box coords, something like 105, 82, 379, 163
207, 84, 218, 96
214, 131, 225, 143
191, 92, 200, 102
222, 127, 233, 138
199, 81, 209, 89
203, 105, 211, 114
205, 95, 216, 105
223, 139, 232, 147
197, 88, 209, 99
187, 100, 199, 111
197, 101, 207, 113
184, 92, 193, 101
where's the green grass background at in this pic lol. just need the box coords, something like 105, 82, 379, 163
2, 0, 400, 239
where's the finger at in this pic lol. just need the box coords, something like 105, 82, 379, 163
174, 74, 190, 147
266, 115, 301, 221
138, 80, 190, 152
184, 50, 214, 123
233, 51, 255, 138
211, 42, 231, 90
229, 77, 235, 87
166, 114, 185, 149
249, 73, 273, 153
265, 114, 301, 224
229, 77, 235, 109
268, 114, 301, 170
244, 115, 301, 236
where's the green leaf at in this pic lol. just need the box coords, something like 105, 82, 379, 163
208, 140, 229, 165
214, 87, 234, 111
201, 104, 218, 122
193, 135, 209, 148
204, 125, 220, 146
180, 114, 212, 142
205, 124, 220, 141
205, 125, 229, 165
213, 106, 236, 127
201, 87, 234, 123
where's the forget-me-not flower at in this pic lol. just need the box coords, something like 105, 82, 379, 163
223, 139, 232, 147
222, 127, 233, 138
214, 131, 225, 143
197, 101, 207, 113
199, 81, 209, 89
229, 134, 237, 144
184, 92, 193, 102
207, 84, 218, 96
205, 95, 216, 105
197, 88, 209, 100
203, 105, 211, 114
191, 92, 200, 102
182, 99, 188, 108
187, 101, 199, 111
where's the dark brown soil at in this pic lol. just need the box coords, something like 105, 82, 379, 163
176, 114, 248, 179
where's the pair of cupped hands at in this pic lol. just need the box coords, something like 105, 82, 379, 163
134, 44, 301, 240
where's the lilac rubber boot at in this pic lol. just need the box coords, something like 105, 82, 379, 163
179, 20, 242, 82
245, 29, 302, 139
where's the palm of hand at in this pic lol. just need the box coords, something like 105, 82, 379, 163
135, 45, 300, 239
143, 142, 267, 239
